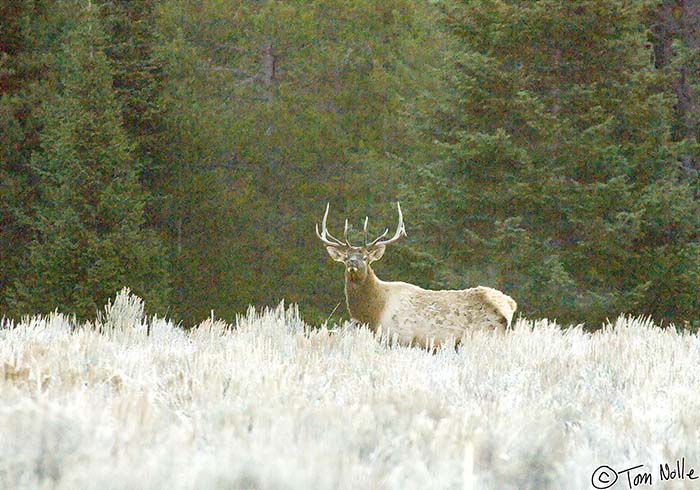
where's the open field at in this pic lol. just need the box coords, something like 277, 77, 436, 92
1, 289, 699, 490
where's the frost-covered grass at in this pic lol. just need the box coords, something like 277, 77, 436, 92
1, 289, 699, 490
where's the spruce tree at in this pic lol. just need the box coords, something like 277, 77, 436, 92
416, 0, 700, 327
0, 0, 67, 314
9, 4, 170, 318
151, 0, 443, 323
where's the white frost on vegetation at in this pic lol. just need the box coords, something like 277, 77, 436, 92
1, 288, 699, 490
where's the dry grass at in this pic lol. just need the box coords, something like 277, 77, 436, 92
1, 288, 699, 490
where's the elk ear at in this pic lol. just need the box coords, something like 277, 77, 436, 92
326, 247, 346, 262
367, 245, 386, 263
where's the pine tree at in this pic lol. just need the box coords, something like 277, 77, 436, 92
416, 0, 700, 326
9, 4, 170, 318
647, 0, 700, 172
0, 0, 66, 313
151, 0, 444, 323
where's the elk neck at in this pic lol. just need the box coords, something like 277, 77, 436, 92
344, 266, 386, 330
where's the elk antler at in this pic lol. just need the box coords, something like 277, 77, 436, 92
315, 203, 349, 248
366, 202, 406, 248
316, 202, 406, 249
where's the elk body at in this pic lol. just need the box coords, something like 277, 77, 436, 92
316, 203, 517, 348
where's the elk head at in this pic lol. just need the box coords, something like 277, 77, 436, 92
316, 202, 406, 283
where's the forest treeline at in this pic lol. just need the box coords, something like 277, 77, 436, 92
1, 0, 699, 328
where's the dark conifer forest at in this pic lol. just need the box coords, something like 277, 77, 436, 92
2, 0, 699, 328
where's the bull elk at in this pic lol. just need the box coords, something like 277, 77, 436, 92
316, 203, 517, 348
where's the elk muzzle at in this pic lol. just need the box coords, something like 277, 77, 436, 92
345, 258, 365, 280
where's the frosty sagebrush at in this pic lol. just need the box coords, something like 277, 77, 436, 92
1, 288, 700, 490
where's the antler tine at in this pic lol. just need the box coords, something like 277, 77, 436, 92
366, 228, 389, 247
369, 202, 406, 248
315, 203, 348, 248
363, 217, 369, 247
